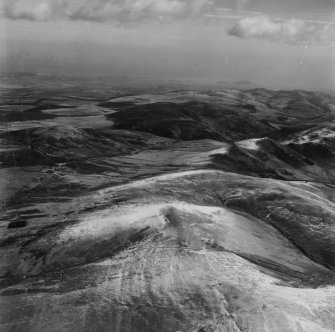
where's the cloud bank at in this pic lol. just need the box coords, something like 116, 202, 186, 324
234, 0, 248, 11
0, 0, 210, 22
228, 15, 335, 44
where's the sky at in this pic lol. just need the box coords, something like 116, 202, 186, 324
0, 0, 334, 90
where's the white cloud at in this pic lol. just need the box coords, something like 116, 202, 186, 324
0, 0, 210, 22
234, 0, 248, 11
228, 15, 335, 44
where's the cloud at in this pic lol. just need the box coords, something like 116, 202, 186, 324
0, 0, 211, 22
228, 15, 335, 44
234, 0, 248, 11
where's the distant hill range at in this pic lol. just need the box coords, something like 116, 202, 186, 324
216, 80, 263, 90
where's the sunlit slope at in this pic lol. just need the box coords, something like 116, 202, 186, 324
1, 170, 335, 331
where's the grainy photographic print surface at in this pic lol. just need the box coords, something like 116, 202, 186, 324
0, 1, 335, 331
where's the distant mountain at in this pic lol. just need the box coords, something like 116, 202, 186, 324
216, 80, 263, 90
